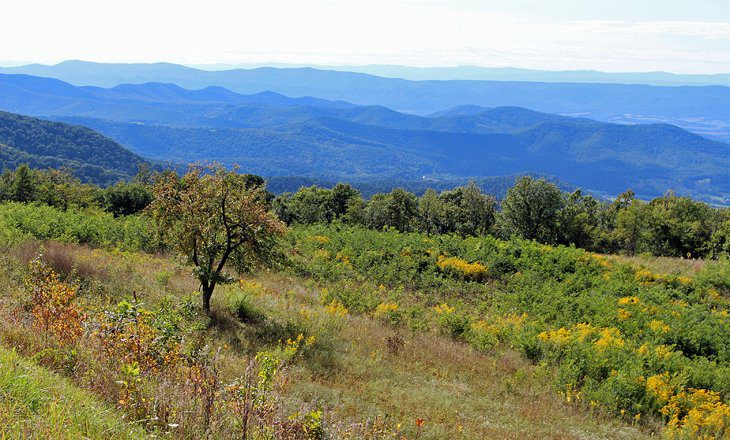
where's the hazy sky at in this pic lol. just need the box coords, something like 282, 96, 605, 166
3, 0, 730, 73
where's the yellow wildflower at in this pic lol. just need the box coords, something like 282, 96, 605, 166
434, 303, 455, 315
436, 256, 488, 280
373, 302, 398, 318
648, 319, 671, 333
325, 299, 348, 317
618, 296, 641, 306
538, 327, 571, 345
594, 327, 625, 351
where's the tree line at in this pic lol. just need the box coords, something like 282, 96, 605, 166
2, 164, 728, 259
273, 178, 730, 259
0, 164, 153, 215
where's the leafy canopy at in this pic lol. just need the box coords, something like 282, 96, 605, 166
148, 164, 285, 314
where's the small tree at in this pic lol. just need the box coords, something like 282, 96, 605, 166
364, 188, 419, 232
439, 181, 496, 237
11, 164, 37, 203
331, 183, 361, 219
101, 181, 154, 216
418, 188, 447, 234
499, 176, 563, 243
149, 164, 285, 315
557, 189, 600, 249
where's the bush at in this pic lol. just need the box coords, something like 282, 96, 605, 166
228, 291, 264, 323
287, 223, 730, 433
0, 202, 156, 252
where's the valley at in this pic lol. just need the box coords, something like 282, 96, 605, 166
0, 72, 728, 203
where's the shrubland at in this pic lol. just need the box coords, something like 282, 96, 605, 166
0, 221, 647, 439
0, 163, 728, 438
287, 224, 730, 438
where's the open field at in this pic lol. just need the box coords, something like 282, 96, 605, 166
1, 203, 728, 438
0, 239, 650, 439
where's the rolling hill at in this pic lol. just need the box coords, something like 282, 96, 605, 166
0, 73, 728, 202
2, 61, 730, 142
0, 111, 147, 185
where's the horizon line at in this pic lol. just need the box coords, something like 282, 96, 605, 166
2, 59, 730, 78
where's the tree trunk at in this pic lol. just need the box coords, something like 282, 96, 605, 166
202, 285, 214, 316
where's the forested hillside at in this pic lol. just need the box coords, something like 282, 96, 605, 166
0, 73, 727, 202
53, 113, 730, 203
0, 111, 147, 185
3, 60, 730, 142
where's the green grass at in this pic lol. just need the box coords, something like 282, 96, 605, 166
0, 346, 147, 439
0, 202, 725, 438
284, 224, 730, 437
221, 275, 649, 439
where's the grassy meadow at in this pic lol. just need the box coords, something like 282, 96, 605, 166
0, 202, 728, 438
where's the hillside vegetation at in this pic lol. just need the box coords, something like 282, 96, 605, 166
1, 74, 728, 201
0, 347, 146, 439
0, 165, 729, 438
0, 111, 146, 185
0, 206, 651, 439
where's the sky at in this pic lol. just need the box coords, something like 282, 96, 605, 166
3, 0, 730, 73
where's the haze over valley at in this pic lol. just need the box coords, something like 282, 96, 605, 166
1, 62, 729, 203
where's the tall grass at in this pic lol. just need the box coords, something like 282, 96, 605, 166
0, 346, 146, 439
287, 224, 730, 437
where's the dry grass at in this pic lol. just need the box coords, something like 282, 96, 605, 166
230, 273, 652, 439
0, 242, 655, 439
605, 253, 709, 277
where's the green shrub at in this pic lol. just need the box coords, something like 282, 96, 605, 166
0, 202, 156, 252
228, 291, 264, 323
286, 223, 730, 429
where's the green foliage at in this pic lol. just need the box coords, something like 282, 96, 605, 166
0, 110, 146, 185
614, 193, 725, 258
0, 166, 99, 209
10, 164, 35, 202
709, 216, 730, 257
364, 188, 419, 232
148, 164, 285, 314
438, 181, 496, 236
0, 202, 155, 251
499, 176, 564, 243
557, 189, 602, 248
98, 181, 153, 216
275, 177, 729, 260
0, 346, 146, 439
287, 223, 730, 430
416, 181, 497, 236
228, 290, 264, 323
695, 257, 730, 294
274, 186, 337, 225
273, 183, 362, 226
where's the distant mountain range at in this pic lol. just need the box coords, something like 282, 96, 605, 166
187, 63, 730, 87
0, 111, 146, 185
0, 72, 727, 203
2, 61, 730, 143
